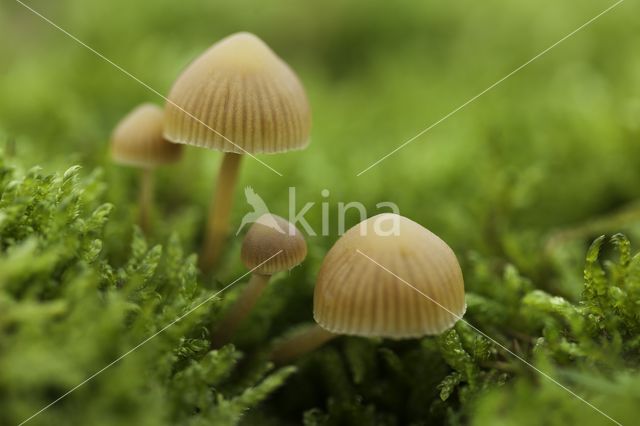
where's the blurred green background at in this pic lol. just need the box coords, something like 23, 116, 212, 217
2, 0, 640, 424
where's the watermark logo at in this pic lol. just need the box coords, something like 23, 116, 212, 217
236, 187, 286, 235
235, 187, 400, 237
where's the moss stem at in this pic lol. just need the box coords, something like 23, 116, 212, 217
200, 152, 243, 271
270, 324, 337, 364
545, 201, 640, 254
138, 168, 154, 234
211, 273, 271, 347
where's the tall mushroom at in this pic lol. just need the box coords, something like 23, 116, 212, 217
111, 103, 182, 233
164, 32, 311, 271
270, 213, 466, 363
211, 213, 307, 347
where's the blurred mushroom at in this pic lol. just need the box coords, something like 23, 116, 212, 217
211, 213, 307, 347
164, 32, 311, 271
270, 213, 466, 363
111, 103, 182, 233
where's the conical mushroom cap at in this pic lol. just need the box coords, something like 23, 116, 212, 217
314, 214, 465, 338
241, 214, 307, 275
111, 103, 182, 168
164, 32, 311, 154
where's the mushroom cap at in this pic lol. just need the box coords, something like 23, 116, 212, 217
164, 32, 311, 154
241, 214, 307, 275
111, 103, 182, 168
314, 213, 466, 339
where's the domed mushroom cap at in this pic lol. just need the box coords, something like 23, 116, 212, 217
111, 103, 182, 168
164, 32, 311, 154
241, 214, 307, 275
314, 213, 465, 339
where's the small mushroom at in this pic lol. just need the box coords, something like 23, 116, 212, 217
164, 32, 311, 271
111, 103, 182, 233
270, 213, 465, 363
211, 214, 307, 347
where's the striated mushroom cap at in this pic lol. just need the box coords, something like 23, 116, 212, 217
111, 103, 182, 168
241, 214, 307, 275
314, 213, 465, 339
164, 32, 311, 154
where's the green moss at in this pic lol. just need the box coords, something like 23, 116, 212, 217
0, 158, 296, 425
4, 155, 640, 424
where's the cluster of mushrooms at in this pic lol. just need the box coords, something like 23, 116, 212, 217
110, 32, 466, 363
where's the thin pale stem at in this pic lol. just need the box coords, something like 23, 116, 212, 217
211, 273, 271, 348
138, 168, 154, 234
200, 152, 243, 271
270, 324, 338, 364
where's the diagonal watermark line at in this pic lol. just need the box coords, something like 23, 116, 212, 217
14, 0, 283, 177
356, 0, 625, 176
17, 250, 283, 426
355, 249, 622, 426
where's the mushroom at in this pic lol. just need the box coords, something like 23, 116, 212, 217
270, 213, 466, 363
211, 213, 307, 347
111, 103, 182, 233
164, 32, 311, 271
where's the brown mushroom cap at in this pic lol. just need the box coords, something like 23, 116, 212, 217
314, 213, 466, 339
111, 103, 182, 168
241, 214, 307, 275
164, 32, 311, 154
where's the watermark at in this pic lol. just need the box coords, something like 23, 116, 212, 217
236, 186, 401, 237
236, 187, 287, 234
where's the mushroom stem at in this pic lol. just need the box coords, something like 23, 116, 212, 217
211, 273, 271, 348
270, 324, 338, 364
138, 168, 154, 234
200, 152, 243, 271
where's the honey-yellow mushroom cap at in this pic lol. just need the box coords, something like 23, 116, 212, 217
164, 32, 311, 154
314, 214, 466, 338
241, 214, 307, 275
111, 103, 182, 168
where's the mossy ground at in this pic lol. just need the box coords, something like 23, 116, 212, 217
2, 1, 640, 425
